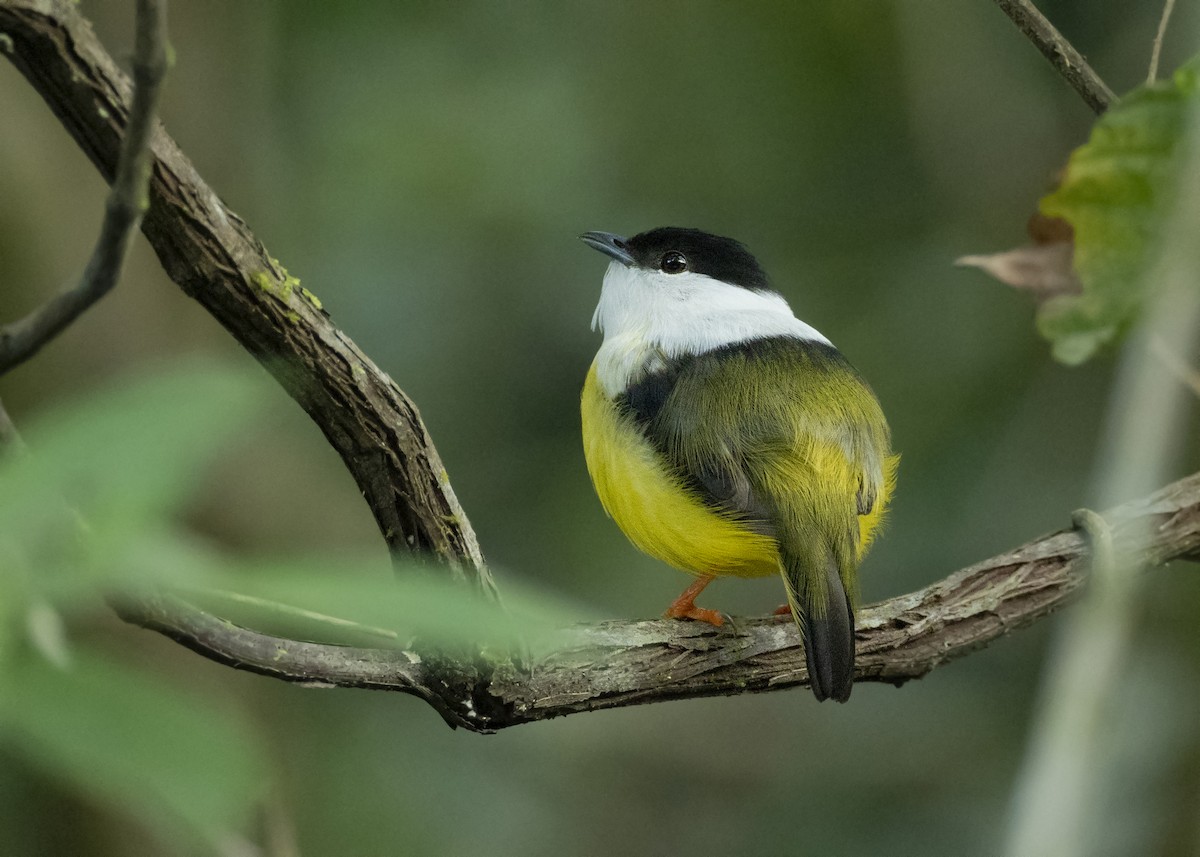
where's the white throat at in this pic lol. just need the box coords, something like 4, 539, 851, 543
590, 261, 831, 397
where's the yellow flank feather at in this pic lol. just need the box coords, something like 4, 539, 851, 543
581, 362, 898, 582
857, 452, 899, 558
582, 363, 781, 578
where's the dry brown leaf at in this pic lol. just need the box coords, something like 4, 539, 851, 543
956, 210, 1081, 302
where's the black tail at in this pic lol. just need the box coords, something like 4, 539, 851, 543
787, 554, 855, 703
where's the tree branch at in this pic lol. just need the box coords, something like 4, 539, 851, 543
0, 0, 494, 596
0, 0, 166, 375
991, 0, 1117, 114
114, 472, 1200, 732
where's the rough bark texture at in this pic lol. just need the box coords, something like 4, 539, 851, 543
0, 0, 493, 596
118, 474, 1200, 731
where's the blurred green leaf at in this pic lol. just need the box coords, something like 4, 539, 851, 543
0, 651, 267, 848
1037, 57, 1200, 365
0, 354, 586, 660
181, 555, 592, 650
0, 361, 261, 608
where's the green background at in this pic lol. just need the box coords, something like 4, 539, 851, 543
1, 1, 1198, 854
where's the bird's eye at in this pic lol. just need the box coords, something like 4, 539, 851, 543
660, 251, 688, 274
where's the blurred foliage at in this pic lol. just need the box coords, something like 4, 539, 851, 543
0, 364, 259, 604
1040, 56, 1200, 364
1, 1, 1199, 856
0, 363, 586, 849
0, 364, 270, 850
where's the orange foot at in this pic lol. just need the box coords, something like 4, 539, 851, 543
773, 604, 792, 619
664, 575, 724, 627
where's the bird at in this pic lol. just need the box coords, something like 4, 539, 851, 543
579, 227, 897, 702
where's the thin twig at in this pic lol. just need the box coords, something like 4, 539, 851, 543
0, 395, 25, 456
1148, 0, 1178, 84
1149, 334, 1200, 398
0, 0, 168, 376
992, 0, 1118, 114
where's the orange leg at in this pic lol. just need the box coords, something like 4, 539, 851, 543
773, 603, 793, 620
664, 575, 724, 626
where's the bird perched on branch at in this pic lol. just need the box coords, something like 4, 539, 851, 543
579, 227, 897, 702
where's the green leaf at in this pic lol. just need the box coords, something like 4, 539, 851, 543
1037, 58, 1200, 364
180, 555, 591, 651
0, 361, 261, 607
0, 651, 267, 848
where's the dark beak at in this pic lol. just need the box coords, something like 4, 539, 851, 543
580, 231, 635, 266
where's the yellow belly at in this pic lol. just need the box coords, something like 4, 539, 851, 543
581, 363, 781, 578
